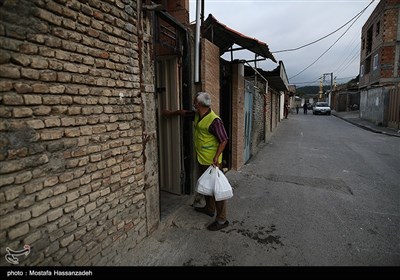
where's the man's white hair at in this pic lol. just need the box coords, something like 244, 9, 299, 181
196, 92, 211, 107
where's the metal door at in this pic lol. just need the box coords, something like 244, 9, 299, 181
388, 85, 400, 130
157, 58, 183, 195
244, 80, 254, 162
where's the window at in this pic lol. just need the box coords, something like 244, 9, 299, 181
376, 21, 380, 36
365, 56, 371, 74
373, 54, 379, 70
360, 64, 364, 77
362, 38, 365, 50
366, 26, 373, 55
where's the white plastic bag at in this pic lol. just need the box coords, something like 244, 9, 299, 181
196, 166, 216, 196
214, 167, 233, 201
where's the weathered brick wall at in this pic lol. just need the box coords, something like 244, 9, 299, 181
381, 3, 399, 79
359, 1, 384, 87
383, 0, 399, 43
201, 38, 220, 115
0, 0, 156, 266
360, 0, 400, 86
167, 0, 189, 25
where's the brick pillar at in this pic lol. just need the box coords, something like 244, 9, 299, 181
200, 39, 220, 115
231, 63, 245, 171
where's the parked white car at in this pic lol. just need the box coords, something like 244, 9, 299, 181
313, 102, 331, 115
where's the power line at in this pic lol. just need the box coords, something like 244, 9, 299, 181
335, 49, 360, 75
292, 77, 320, 85
271, 0, 374, 54
289, 0, 374, 80
334, 41, 360, 74
332, 28, 362, 74
294, 75, 358, 87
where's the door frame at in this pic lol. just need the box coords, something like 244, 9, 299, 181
156, 56, 183, 195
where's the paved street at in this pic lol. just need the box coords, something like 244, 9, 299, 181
114, 111, 400, 266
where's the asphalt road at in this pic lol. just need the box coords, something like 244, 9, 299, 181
116, 112, 400, 266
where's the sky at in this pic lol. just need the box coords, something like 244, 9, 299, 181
189, 0, 380, 87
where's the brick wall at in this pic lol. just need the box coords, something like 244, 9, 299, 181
167, 0, 189, 25
360, 0, 400, 87
0, 0, 156, 266
201, 38, 220, 115
381, 4, 399, 79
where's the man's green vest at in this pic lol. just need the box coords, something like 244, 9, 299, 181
194, 110, 223, 165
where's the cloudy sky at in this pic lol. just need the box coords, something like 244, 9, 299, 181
189, 0, 379, 87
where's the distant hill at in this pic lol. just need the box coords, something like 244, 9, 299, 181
296, 76, 360, 96
296, 76, 360, 95
296, 86, 330, 97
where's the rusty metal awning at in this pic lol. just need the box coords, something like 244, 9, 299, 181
244, 61, 289, 92
202, 14, 277, 63
262, 63, 289, 92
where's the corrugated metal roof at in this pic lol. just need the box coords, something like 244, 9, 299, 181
202, 14, 277, 63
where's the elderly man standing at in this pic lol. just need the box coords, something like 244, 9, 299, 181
162, 92, 229, 231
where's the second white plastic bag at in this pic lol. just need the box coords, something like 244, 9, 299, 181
214, 167, 233, 201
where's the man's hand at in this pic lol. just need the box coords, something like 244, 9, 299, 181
162, 110, 172, 116
212, 156, 218, 167
161, 109, 186, 117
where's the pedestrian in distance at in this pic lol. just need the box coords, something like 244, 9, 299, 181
284, 102, 289, 119
296, 104, 299, 114
303, 102, 308, 114
162, 92, 229, 231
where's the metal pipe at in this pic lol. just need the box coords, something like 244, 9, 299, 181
194, 0, 201, 83
201, 0, 205, 25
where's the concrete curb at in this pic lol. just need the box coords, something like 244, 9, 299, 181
332, 113, 400, 138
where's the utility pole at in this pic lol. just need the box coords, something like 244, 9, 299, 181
323, 73, 333, 106
319, 77, 323, 100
